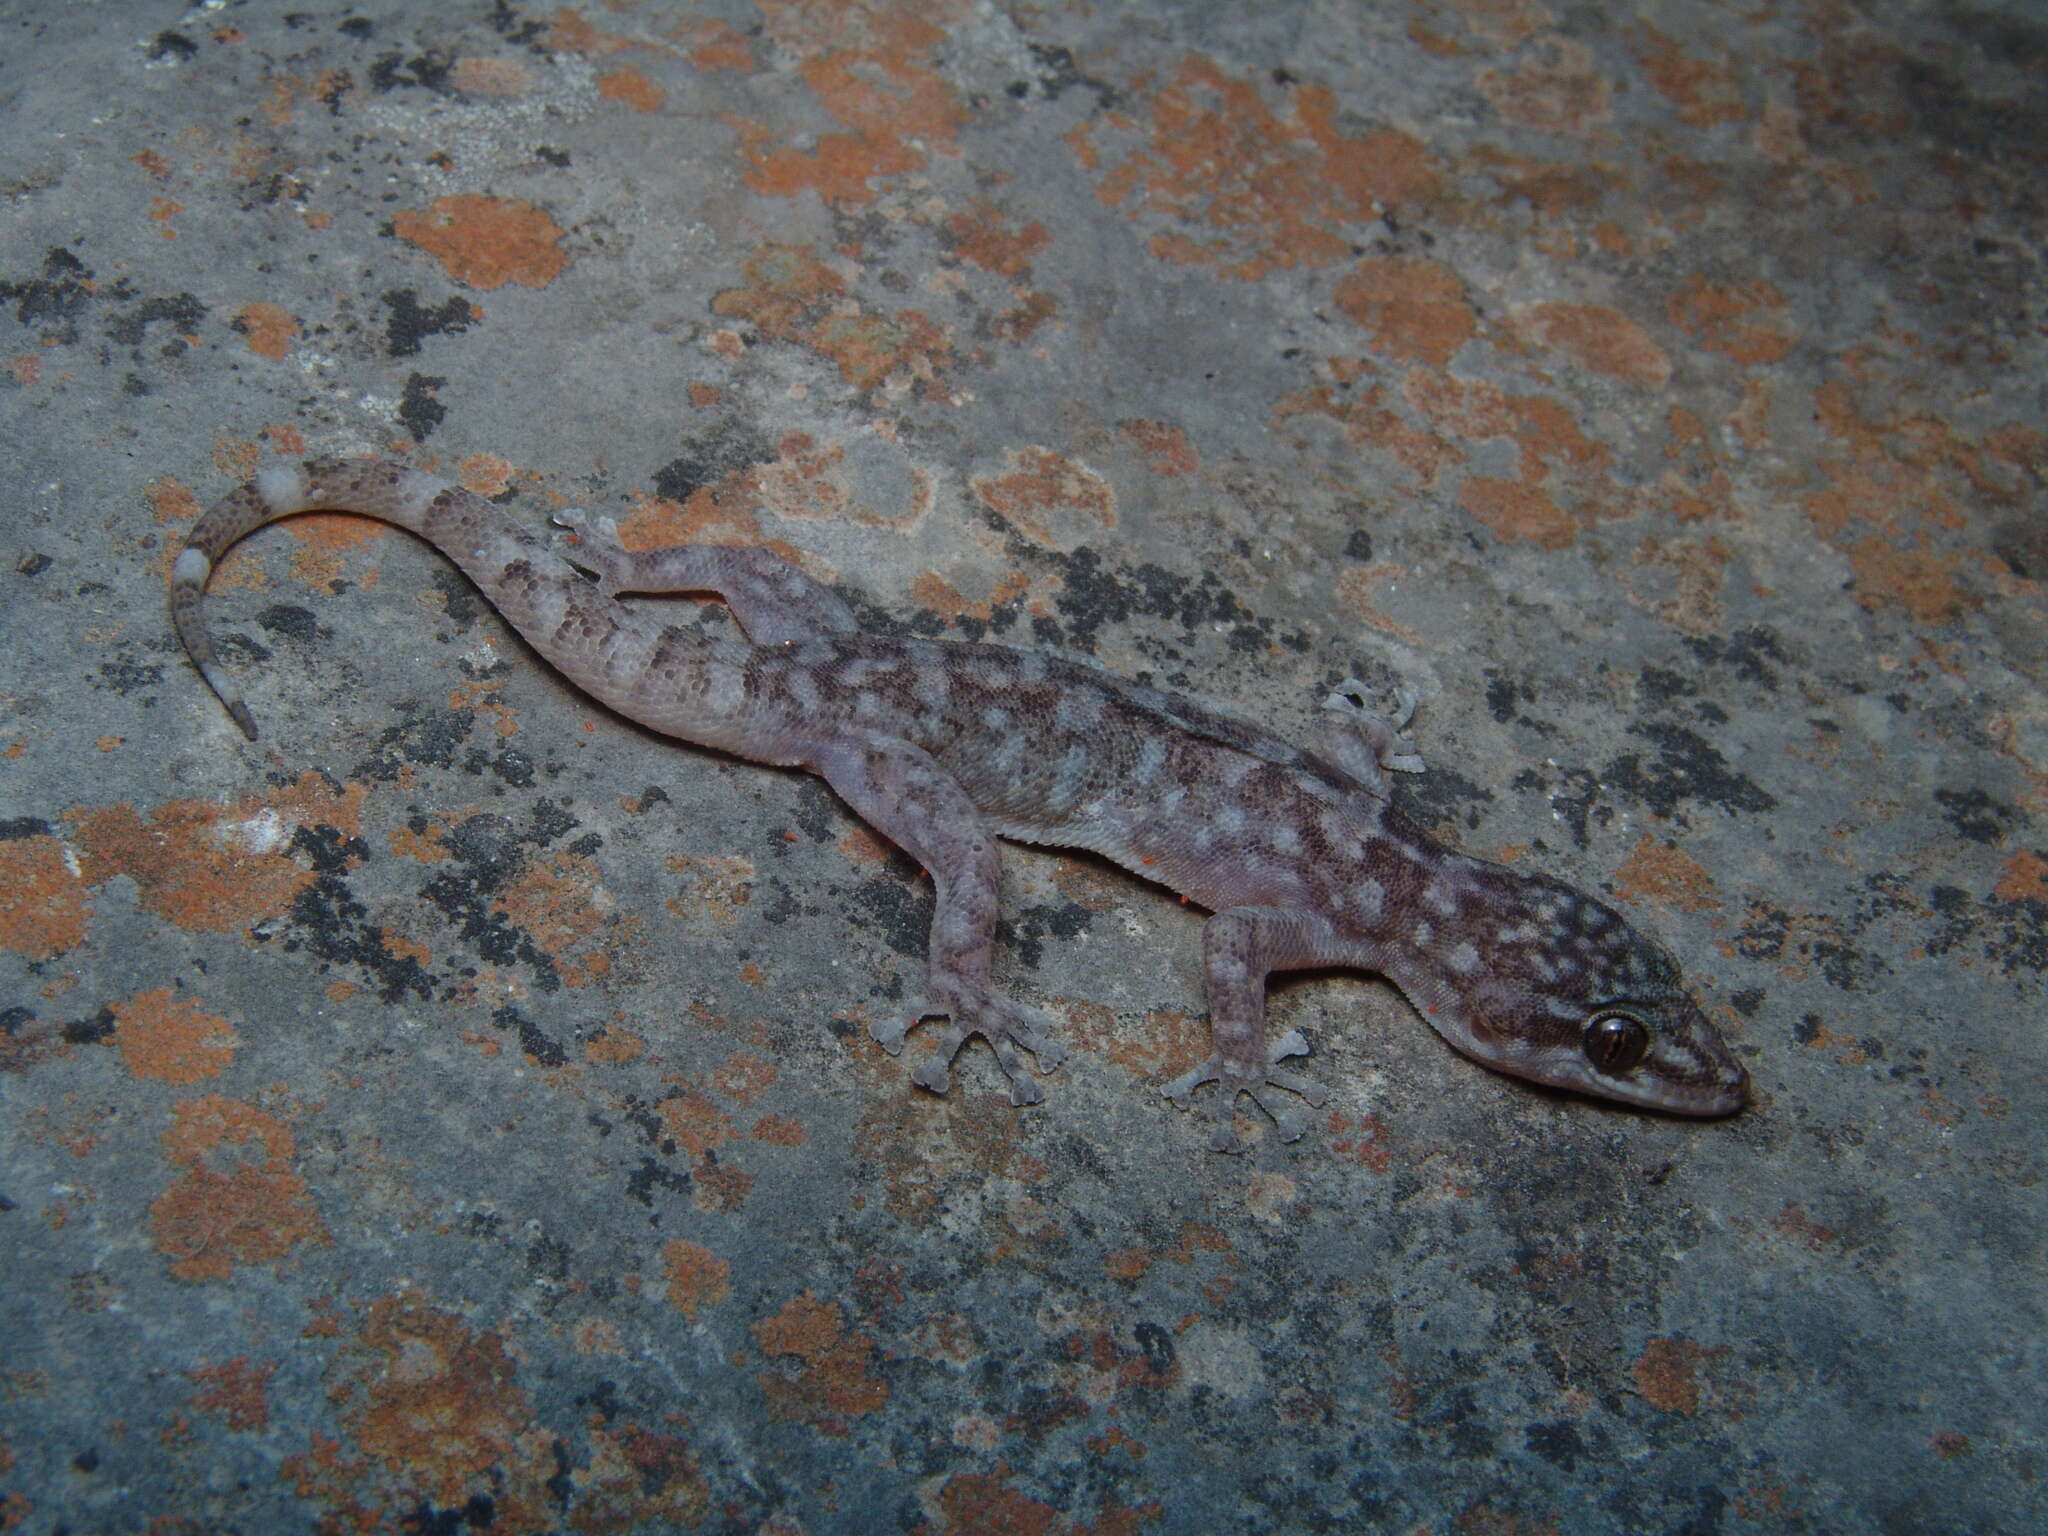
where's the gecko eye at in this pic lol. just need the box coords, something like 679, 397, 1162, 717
1582, 1010, 1649, 1075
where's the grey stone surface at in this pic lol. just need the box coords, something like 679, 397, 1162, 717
1, 1, 2043, 1531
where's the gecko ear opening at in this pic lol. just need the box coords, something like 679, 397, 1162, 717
1582, 1010, 1649, 1075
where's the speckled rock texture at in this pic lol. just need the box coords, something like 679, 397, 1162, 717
2, 1, 2043, 1532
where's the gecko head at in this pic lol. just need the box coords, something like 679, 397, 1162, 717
1415, 871, 1749, 1117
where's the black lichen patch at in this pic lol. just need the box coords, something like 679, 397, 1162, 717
368, 49, 456, 93
382, 288, 476, 357
652, 423, 779, 504
1040, 546, 1273, 653
851, 870, 935, 962
1602, 723, 1777, 819
95, 656, 163, 697
417, 812, 564, 991
104, 292, 207, 348
354, 704, 477, 781
397, 372, 446, 441
1934, 787, 2018, 846
494, 1003, 567, 1067
1682, 626, 1790, 690
0, 247, 103, 342
997, 898, 1093, 971
280, 873, 436, 1003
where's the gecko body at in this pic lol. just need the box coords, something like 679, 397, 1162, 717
172, 458, 1747, 1149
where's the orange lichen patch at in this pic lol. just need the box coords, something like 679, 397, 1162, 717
1081, 57, 1436, 281
72, 773, 368, 934
232, 302, 299, 360
391, 195, 566, 291
144, 474, 205, 528
1333, 563, 1423, 644
329, 1294, 558, 1528
569, 1423, 713, 1528
0, 831, 91, 959
1334, 257, 1475, 367
184, 1357, 276, 1432
1118, 419, 1198, 477
666, 852, 755, 932
1476, 36, 1613, 136
1511, 301, 1672, 390
1993, 850, 2048, 903
754, 1292, 888, 1431
456, 453, 517, 497
616, 474, 766, 550
728, 0, 971, 206
909, 567, 1030, 624
1459, 476, 1577, 549
1271, 381, 1455, 487
111, 987, 238, 1085
756, 435, 934, 528
584, 1025, 644, 1065
151, 1095, 328, 1283
656, 1085, 737, 1160
945, 199, 1052, 280
1328, 1110, 1395, 1173
1773, 1203, 1838, 1252
1636, 23, 1747, 128
713, 241, 950, 393
596, 64, 665, 112
969, 447, 1115, 550
450, 55, 534, 95
1842, 535, 1972, 625
1613, 835, 1722, 912
928, 1471, 1159, 1534
676, 16, 755, 71
1072, 1004, 1209, 1083
753, 1112, 807, 1145
712, 1051, 778, 1107
1627, 534, 1732, 636
662, 1240, 731, 1320
492, 848, 614, 975
1667, 275, 1793, 365
1632, 1335, 1726, 1415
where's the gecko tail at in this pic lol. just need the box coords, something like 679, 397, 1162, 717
168, 458, 451, 740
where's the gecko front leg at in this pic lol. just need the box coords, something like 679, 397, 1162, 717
1318, 680, 1426, 797
1162, 907, 1346, 1152
813, 732, 1067, 1107
551, 509, 859, 642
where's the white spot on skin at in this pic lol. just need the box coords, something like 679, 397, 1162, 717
1412, 921, 1433, 949
395, 471, 444, 518
981, 706, 1011, 733
1133, 737, 1168, 784
1448, 941, 1481, 976
1055, 690, 1103, 733
173, 547, 211, 584
1425, 880, 1457, 916
1216, 805, 1246, 834
255, 461, 310, 511
786, 669, 822, 716
1354, 879, 1385, 923
914, 668, 950, 711
1268, 824, 1302, 855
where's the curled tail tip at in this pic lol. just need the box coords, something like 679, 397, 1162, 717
228, 700, 259, 740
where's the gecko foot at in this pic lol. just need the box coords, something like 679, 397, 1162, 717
548, 508, 629, 595
1318, 679, 1426, 795
1160, 1029, 1330, 1153
871, 990, 1067, 1108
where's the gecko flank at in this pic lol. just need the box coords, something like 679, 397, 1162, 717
171, 457, 1748, 1150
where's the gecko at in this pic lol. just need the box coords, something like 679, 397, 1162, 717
171, 457, 1748, 1150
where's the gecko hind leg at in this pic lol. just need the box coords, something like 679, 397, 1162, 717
821, 735, 1067, 1109
1319, 679, 1426, 797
